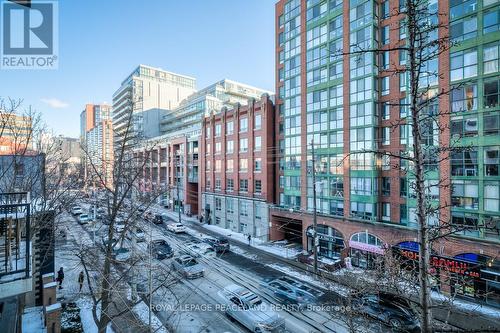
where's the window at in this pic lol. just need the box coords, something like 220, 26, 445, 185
399, 73, 407, 92
381, 127, 390, 145
484, 42, 499, 74
451, 83, 477, 113
399, 49, 407, 65
484, 147, 499, 176
215, 160, 221, 172
483, 8, 500, 34
381, 76, 390, 95
307, 89, 328, 111
329, 15, 343, 39
240, 159, 248, 172
227, 197, 234, 213
400, 97, 409, 118
206, 160, 211, 171
484, 181, 500, 212
382, 203, 391, 221
240, 138, 248, 152
215, 197, 222, 211
450, 15, 477, 42
227, 140, 234, 154
227, 179, 234, 192
484, 79, 500, 109
350, 202, 375, 220
226, 121, 234, 135
380, 51, 389, 70
226, 159, 234, 172
400, 178, 407, 197
254, 114, 262, 130
451, 149, 478, 176
255, 136, 262, 151
350, 177, 375, 196
452, 180, 479, 209
450, 49, 477, 81
381, 1, 389, 18
206, 127, 211, 138
240, 201, 249, 217
255, 204, 262, 220
381, 25, 390, 45
451, 116, 479, 137
240, 179, 248, 192
400, 204, 408, 224
215, 178, 221, 190
484, 113, 500, 135
255, 158, 262, 171
450, 0, 477, 20
206, 179, 211, 190
240, 118, 248, 132
399, 20, 407, 39
381, 102, 390, 120
215, 124, 221, 137
255, 180, 262, 194
215, 142, 221, 154
206, 143, 211, 155
382, 177, 391, 196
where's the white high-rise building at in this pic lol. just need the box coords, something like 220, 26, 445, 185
112, 65, 196, 149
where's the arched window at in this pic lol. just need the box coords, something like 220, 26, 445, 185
349, 231, 384, 269
350, 231, 383, 246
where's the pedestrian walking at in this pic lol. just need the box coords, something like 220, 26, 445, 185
78, 271, 85, 292
57, 267, 65, 289
247, 234, 251, 246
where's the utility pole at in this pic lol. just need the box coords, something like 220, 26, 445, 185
176, 153, 181, 224
311, 140, 318, 275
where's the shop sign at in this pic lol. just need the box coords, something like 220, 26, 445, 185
349, 240, 385, 255
397, 249, 481, 278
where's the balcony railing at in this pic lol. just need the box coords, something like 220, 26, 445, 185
0, 192, 31, 284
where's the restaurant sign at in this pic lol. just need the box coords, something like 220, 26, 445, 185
397, 249, 480, 278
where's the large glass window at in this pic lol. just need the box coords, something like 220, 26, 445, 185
350, 177, 376, 196
450, 48, 477, 81
450, 0, 477, 20
452, 180, 479, 209
307, 89, 328, 111
484, 42, 500, 75
485, 146, 499, 176
350, 202, 375, 220
483, 8, 500, 34
451, 83, 477, 113
484, 181, 500, 212
484, 79, 500, 109
450, 15, 477, 42
239, 138, 248, 152
240, 118, 248, 132
451, 149, 478, 176
484, 113, 500, 136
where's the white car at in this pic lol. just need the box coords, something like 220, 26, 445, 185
126, 228, 146, 242
167, 223, 186, 233
78, 214, 91, 224
183, 241, 215, 258
218, 284, 285, 332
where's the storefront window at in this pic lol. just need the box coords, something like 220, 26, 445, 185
306, 225, 345, 259
349, 231, 384, 270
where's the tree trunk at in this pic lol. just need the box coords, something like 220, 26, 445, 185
407, 1, 432, 332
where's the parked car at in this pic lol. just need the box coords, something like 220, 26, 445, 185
149, 239, 174, 259
203, 237, 230, 253
101, 235, 119, 250
71, 206, 83, 215
153, 214, 164, 224
352, 292, 420, 331
113, 247, 131, 262
166, 223, 186, 233
127, 228, 146, 242
261, 277, 316, 309
273, 276, 324, 299
172, 255, 205, 279
218, 284, 286, 333
78, 214, 91, 224
183, 241, 215, 258
114, 220, 126, 233
144, 211, 154, 221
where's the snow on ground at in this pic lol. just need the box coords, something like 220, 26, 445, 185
200, 224, 302, 259
432, 291, 500, 318
133, 301, 169, 333
76, 297, 114, 333
230, 245, 258, 261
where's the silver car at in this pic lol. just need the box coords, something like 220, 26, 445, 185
171, 255, 205, 279
218, 284, 285, 333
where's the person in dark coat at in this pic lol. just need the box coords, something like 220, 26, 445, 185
78, 271, 85, 292
57, 267, 64, 289
247, 234, 251, 246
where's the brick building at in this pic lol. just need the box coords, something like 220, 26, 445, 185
273, 0, 499, 307
200, 94, 276, 240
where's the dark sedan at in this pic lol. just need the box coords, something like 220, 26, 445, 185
203, 237, 230, 253
353, 292, 420, 331
148, 239, 174, 260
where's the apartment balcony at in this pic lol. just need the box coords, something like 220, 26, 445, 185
0, 192, 32, 299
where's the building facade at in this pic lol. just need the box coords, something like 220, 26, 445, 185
200, 95, 275, 240
135, 79, 272, 215
274, 0, 499, 307
0, 113, 32, 155
112, 65, 197, 150
80, 104, 114, 187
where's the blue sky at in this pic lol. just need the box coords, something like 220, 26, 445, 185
0, 0, 276, 137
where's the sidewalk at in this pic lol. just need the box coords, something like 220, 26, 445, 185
156, 208, 500, 332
